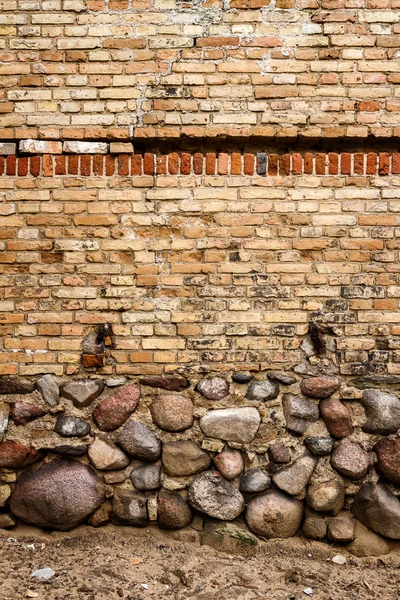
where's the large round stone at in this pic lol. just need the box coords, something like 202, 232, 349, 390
0, 440, 43, 469
10, 459, 105, 531
199, 407, 260, 444
162, 441, 210, 477
300, 376, 341, 399
282, 394, 319, 435
196, 377, 229, 400
158, 491, 192, 530
110, 490, 148, 527
306, 481, 345, 515
272, 452, 317, 496
352, 482, 400, 539
118, 421, 161, 462
331, 441, 370, 480
188, 471, 244, 520
93, 382, 140, 432
240, 468, 271, 494
88, 437, 130, 471
60, 379, 104, 408
212, 447, 244, 480
150, 394, 193, 432
360, 389, 400, 434
375, 438, 400, 485
130, 462, 161, 491
245, 489, 303, 539
246, 380, 279, 402
320, 397, 353, 439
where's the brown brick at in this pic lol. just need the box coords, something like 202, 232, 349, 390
68, 155, 79, 175
341, 153, 351, 175
6, 156, 16, 176
316, 153, 326, 175
181, 152, 191, 175
328, 152, 339, 175
268, 153, 278, 176
156, 155, 167, 175
93, 155, 103, 176
193, 152, 203, 174
304, 152, 314, 174
354, 152, 364, 174
366, 152, 377, 174
131, 154, 142, 175
218, 153, 229, 175
144, 152, 155, 175
18, 157, 28, 177
80, 155, 91, 177
168, 152, 179, 175
105, 155, 115, 176
379, 152, 390, 176
118, 154, 130, 176
206, 152, 216, 175
231, 152, 241, 175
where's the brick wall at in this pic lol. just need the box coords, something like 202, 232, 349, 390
1, 148, 400, 378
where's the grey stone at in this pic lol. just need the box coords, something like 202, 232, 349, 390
360, 388, 400, 434
10, 459, 105, 530
246, 379, 279, 402
246, 489, 303, 538
199, 407, 260, 444
82, 331, 104, 355
331, 441, 370, 480
54, 415, 91, 438
306, 481, 345, 515
36, 374, 59, 407
0, 142, 16, 155
150, 394, 194, 432
60, 379, 104, 408
300, 376, 341, 399
351, 482, 400, 539
158, 492, 192, 530
351, 374, 400, 390
0, 376, 35, 395
52, 444, 88, 457
327, 514, 355, 543
304, 435, 333, 456
110, 490, 148, 526
240, 468, 271, 494
213, 446, 244, 480
88, 437, 130, 471
268, 372, 296, 385
303, 515, 327, 540
196, 377, 229, 400
131, 462, 161, 491
273, 452, 317, 496
282, 394, 319, 435
268, 443, 291, 464
0, 402, 9, 442
232, 373, 253, 384
118, 420, 161, 462
162, 441, 211, 477
188, 471, 244, 520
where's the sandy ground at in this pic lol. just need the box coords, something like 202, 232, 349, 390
0, 524, 399, 600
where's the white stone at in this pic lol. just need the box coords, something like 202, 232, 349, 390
19, 139, 62, 154
63, 141, 108, 154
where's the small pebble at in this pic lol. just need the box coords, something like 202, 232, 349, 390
332, 554, 347, 565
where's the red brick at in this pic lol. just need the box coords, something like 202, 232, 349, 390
341, 153, 351, 175
43, 155, 53, 177
197, 36, 240, 47
244, 153, 254, 175
93, 155, 103, 176
18, 157, 28, 177
131, 154, 142, 175
181, 152, 191, 175
392, 153, 400, 174
144, 152, 154, 175
6, 156, 16, 176
168, 152, 179, 175
231, 152, 241, 175
292, 153, 303, 174
379, 152, 390, 176
268, 153, 278, 176
80, 155, 91, 176
30, 156, 40, 177
328, 152, 339, 175
279, 154, 290, 176
0, 157, 4, 176
193, 152, 203, 174
304, 152, 314, 174
206, 152, 216, 175
156, 155, 166, 175
68, 155, 79, 175
55, 155, 66, 175
316, 153, 326, 175
354, 152, 364, 174
105, 155, 115, 176
218, 153, 229, 175
118, 154, 130, 176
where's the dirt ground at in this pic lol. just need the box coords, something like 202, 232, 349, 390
0, 524, 399, 600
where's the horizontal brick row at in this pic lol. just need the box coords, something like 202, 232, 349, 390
1, 151, 400, 177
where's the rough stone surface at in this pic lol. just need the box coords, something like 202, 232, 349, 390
246, 379, 279, 402
88, 437, 130, 471
0, 484, 11, 507
150, 394, 194, 432
232, 373, 252, 384
196, 377, 230, 400
300, 376, 341, 399
272, 452, 318, 496
352, 482, 400, 539
10, 459, 105, 530
188, 471, 244, 520
320, 397, 353, 439
93, 382, 140, 431
139, 376, 189, 392
36, 375, 60, 407
351, 375, 400, 390
306, 481, 345, 515
89, 502, 111, 528
268, 443, 291, 464
157, 492, 192, 530
162, 441, 210, 477
282, 394, 319, 435
11, 402, 46, 426
52, 444, 88, 457
360, 389, 400, 434
0, 402, 9, 442
268, 372, 296, 385
60, 379, 104, 408
240, 469, 271, 494
304, 435, 333, 456
63, 141, 108, 154
54, 415, 91, 438
0, 513, 16, 528
19, 139, 62, 154
327, 514, 355, 543
199, 407, 260, 444
375, 438, 400, 485
131, 462, 161, 491
303, 516, 327, 540
331, 441, 370, 480
246, 489, 303, 539
118, 421, 161, 462
212, 447, 244, 480
110, 490, 148, 527
0, 376, 35, 395
347, 521, 391, 557
0, 441, 43, 469
202, 520, 259, 556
